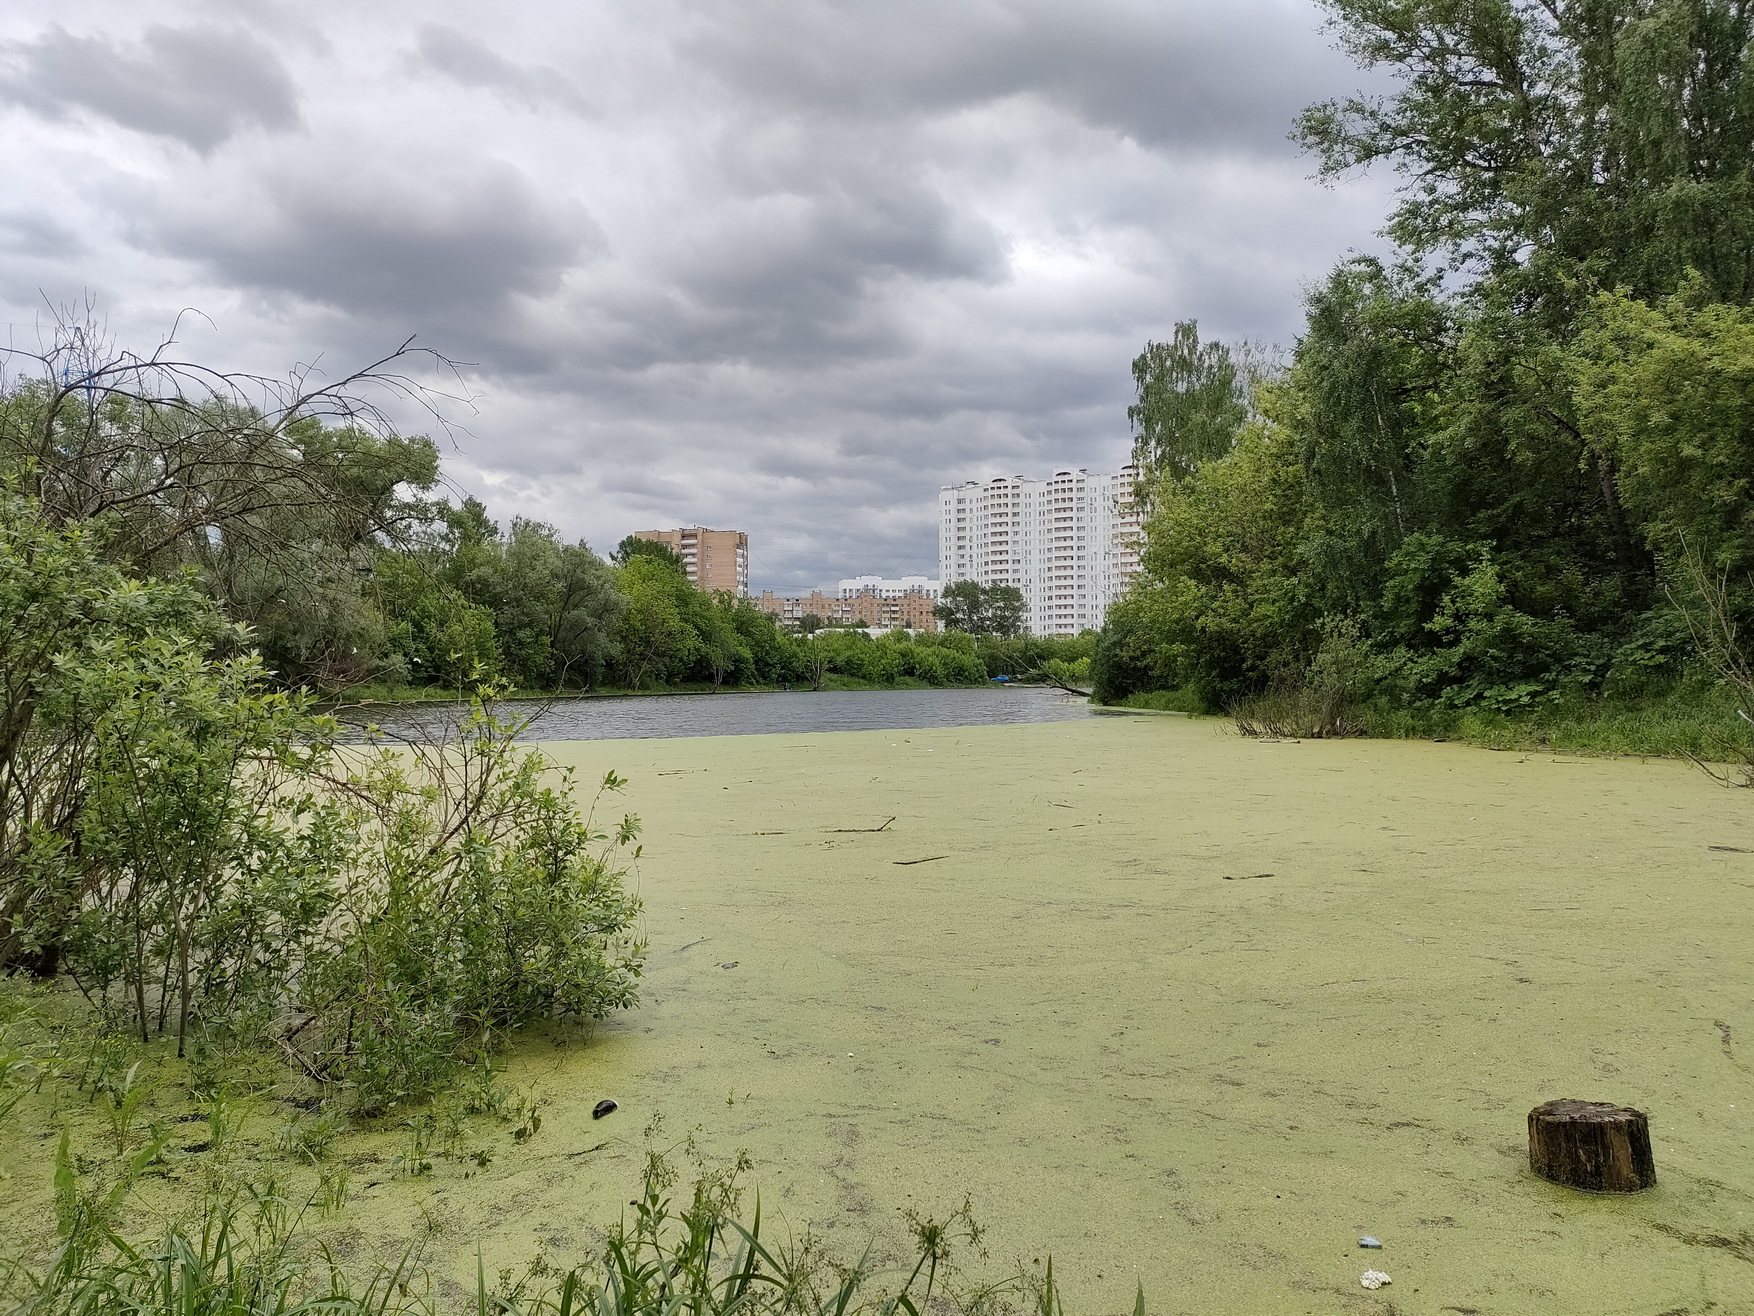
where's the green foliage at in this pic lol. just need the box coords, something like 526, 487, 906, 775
935, 581, 1027, 638
1096, 419, 1315, 707
1228, 618, 1387, 739
450, 518, 625, 690
615, 555, 702, 690
373, 552, 501, 689
614, 534, 688, 572
1107, 689, 1207, 714
64, 640, 341, 1054
1105, 8, 1754, 739
2, 1149, 1078, 1316
1128, 320, 1251, 485
968, 632, 1088, 674
1298, 0, 1754, 309
302, 712, 645, 1110
804, 630, 988, 687
1575, 286, 1754, 574
0, 488, 241, 978
2, 500, 644, 1104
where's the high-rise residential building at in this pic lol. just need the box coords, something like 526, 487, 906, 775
938, 466, 1142, 635
631, 526, 749, 595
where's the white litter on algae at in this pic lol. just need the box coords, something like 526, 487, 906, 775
6, 716, 1754, 1314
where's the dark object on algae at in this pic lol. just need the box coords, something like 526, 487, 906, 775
593, 1099, 619, 1120
1528, 1098, 1655, 1192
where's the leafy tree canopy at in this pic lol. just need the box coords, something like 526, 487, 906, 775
935, 581, 1027, 638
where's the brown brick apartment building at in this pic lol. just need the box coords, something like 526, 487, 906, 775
631, 527, 749, 595
755, 590, 937, 632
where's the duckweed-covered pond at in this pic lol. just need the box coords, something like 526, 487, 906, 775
6, 716, 1753, 1314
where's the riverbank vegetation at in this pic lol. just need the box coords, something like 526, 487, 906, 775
1, 493, 645, 1108
1094, 0, 1754, 765
0, 1109, 1031, 1316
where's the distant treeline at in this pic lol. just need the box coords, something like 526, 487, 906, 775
1096, 1, 1754, 739
375, 517, 1095, 693
313, 504, 1096, 695
0, 366, 1087, 697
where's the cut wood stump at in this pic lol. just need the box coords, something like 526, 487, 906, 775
1528, 1099, 1656, 1193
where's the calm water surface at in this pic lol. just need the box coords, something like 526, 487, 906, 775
337, 685, 1101, 743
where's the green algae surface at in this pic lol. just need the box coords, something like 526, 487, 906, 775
7, 715, 1754, 1314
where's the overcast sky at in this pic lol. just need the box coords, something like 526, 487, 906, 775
0, 0, 1393, 592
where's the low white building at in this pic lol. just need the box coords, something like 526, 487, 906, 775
837, 574, 940, 599
938, 466, 1142, 635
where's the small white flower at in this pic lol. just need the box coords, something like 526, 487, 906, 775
1360, 1270, 1392, 1290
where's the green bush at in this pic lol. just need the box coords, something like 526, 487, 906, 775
2, 496, 645, 1108
303, 706, 645, 1109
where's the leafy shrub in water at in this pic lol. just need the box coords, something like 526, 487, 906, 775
1, 492, 645, 1107
66, 642, 342, 1053
0, 488, 239, 980
1230, 618, 1386, 739
299, 706, 645, 1109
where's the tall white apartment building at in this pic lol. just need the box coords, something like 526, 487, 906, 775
938, 466, 1142, 635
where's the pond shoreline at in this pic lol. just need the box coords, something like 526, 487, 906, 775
319, 677, 1008, 709
329, 684, 1108, 743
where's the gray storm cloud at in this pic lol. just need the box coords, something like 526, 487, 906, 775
0, 0, 1392, 591
0, 22, 300, 151
150, 154, 599, 317
413, 23, 595, 115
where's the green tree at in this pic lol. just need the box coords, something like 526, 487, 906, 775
935, 581, 1027, 637
983, 585, 1027, 638
726, 595, 796, 681
615, 556, 699, 689
614, 535, 687, 572
698, 594, 754, 689
1575, 285, 1754, 577
0, 322, 449, 690
374, 553, 502, 688
1100, 3, 1754, 714
1099, 418, 1316, 706
0, 489, 233, 975
447, 518, 624, 690
1129, 321, 1251, 485
1299, 0, 1754, 310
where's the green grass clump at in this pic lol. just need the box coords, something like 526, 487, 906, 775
1109, 690, 1208, 715
1117, 679, 1753, 762
3, 1143, 1085, 1316
1349, 685, 1753, 761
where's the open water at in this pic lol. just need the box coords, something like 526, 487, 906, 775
334, 684, 1101, 742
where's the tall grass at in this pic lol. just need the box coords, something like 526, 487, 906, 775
1349, 685, 1754, 760
2, 1148, 1086, 1316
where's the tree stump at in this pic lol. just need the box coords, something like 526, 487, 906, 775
1528, 1099, 1656, 1193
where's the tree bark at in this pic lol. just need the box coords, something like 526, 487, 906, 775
1528, 1098, 1656, 1193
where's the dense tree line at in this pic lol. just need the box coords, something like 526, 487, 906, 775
1096, 0, 1754, 727
369, 517, 1035, 694
0, 336, 1070, 707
